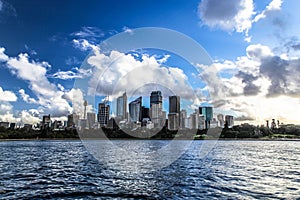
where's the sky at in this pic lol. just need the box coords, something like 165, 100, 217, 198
0, 0, 299, 125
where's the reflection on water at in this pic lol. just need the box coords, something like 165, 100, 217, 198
0, 140, 299, 199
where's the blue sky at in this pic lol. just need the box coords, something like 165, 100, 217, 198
0, 0, 299, 125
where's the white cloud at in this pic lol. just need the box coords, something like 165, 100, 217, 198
198, 0, 255, 36
72, 39, 99, 51
0, 47, 9, 62
0, 47, 80, 121
86, 49, 197, 101
198, 0, 283, 41
71, 26, 105, 40
0, 0, 3, 11
203, 42, 300, 124
18, 89, 38, 104
253, 0, 283, 22
0, 87, 17, 102
49, 68, 92, 80
122, 26, 134, 34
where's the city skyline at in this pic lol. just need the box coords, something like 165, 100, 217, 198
0, 1, 299, 126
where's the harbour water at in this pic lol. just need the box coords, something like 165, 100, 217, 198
0, 140, 299, 199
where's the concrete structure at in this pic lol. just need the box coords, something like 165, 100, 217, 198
169, 96, 180, 128
150, 91, 163, 127
97, 103, 110, 127
87, 112, 96, 129
225, 115, 234, 128
199, 103, 213, 129
116, 92, 127, 121
129, 96, 142, 123
168, 113, 179, 130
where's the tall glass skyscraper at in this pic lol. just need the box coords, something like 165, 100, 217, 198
169, 96, 181, 129
116, 92, 127, 120
199, 103, 213, 129
150, 91, 163, 127
129, 96, 142, 122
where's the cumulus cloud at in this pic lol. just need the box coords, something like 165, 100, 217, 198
0, 47, 87, 122
18, 89, 38, 104
0, 87, 17, 102
0, 47, 9, 61
86, 49, 197, 101
253, 0, 283, 22
199, 0, 255, 36
72, 39, 99, 51
204, 42, 300, 124
198, 0, 283, 41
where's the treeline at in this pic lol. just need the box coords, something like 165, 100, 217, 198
220, 124, 300, 139
0, 126, 79, 139
1, 124, 300, 140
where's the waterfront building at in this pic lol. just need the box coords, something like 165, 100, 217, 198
168, 113, 179, 130
129, 96, 142, 123
87, 112, 96, 129
116, 92, 127, 121
199, 103, 213, 129
225, 115, 234, 128
169, 96, 181, 128
97, 103, 110, 127
150, 91, 163, 127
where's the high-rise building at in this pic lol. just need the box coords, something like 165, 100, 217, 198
116, 92, 127, 120
199, 103, 213, 129
150, 91, 163, 127
87, 112, 96, 129
141, 106, 150, 119
67, 113, 79, 128
217, 114, 224, 128
168, 113, 179, 130
129, 96, 142, 122
169, 96, 180, 113
42, 114, 51, 130
180, 109, 187, 129
169, 96, 181, 128
97, 103, 110, 127
225, 115, 234, 128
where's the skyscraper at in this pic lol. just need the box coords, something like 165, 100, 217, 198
150, 91, 163, 127
87, 112, 96, 129
199, 103, 213, 129
225, 115, 234, 128
169, 96, 180, 128
129, 96, 142, 122
97, 103, 110, 127
116, 92, 127, 120
169, 96, 180, 113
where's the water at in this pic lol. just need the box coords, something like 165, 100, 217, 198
0, 140, 299, 199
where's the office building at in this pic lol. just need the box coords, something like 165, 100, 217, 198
150, 91, 163, 127
169, 96, 180, 128
168, 113, 179, 130
217, 114, 224, 128
129, 96, 142, 123
199, 103, 213, 129
225, 115, 234, 128
98, 103, 110, 127
116, 92, 127, 120
87, 112, 96, 129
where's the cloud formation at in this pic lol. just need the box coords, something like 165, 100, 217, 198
0, 87, 17, 102
205, 42, 300, 124
198, 0, 283, 41
86, 49, 197, 101
0, 47, 89, 123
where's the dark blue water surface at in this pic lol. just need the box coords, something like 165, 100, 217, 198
0, 140, 299, 199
